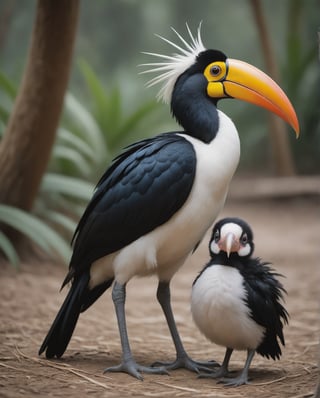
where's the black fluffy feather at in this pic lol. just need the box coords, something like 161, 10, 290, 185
240, 258, 288, 359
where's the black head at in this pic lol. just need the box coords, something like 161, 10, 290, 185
171, 49, 228, 105
209, 217, 254, 259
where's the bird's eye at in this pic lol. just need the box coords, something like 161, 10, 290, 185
214, 231, 220, 242
210, 65, 221, 76
241, 233, 248, 245
204, 61, 227, 82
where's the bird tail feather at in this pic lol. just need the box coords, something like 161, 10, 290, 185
38, 273, 89, 359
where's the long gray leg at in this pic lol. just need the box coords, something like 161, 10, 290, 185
152, 281, 219, 373
104, 282, 168, 380
198, 348, 233, 379
219, 349, 255, 387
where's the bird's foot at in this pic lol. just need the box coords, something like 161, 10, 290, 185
217, 374, 249, 387
152, 354, 219, 374
104, 359, 169, 381
198, 367, 232, 379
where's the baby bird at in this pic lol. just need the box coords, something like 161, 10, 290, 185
191, 217, 288, 386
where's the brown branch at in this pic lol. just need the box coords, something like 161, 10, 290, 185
249, 0, 295, 176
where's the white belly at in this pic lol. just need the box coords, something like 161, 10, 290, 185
191, 265, 265, 350
89, 111, 240, 287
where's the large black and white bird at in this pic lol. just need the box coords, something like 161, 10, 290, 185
191, 217, 289, 386
39, 25, 298, 380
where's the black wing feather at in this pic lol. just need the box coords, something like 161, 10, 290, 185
66, 133, 196, 283
240, 259, 289, 359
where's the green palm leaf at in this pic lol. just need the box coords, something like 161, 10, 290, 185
41, 173, 94, 201
0, 204, 71, 263
0, 230, 20, 267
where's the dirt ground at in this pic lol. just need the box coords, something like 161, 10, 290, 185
0, 181, 319, 398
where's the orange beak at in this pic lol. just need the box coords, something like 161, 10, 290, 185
207, 58, 300, 137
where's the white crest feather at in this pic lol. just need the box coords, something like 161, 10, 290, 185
140, 23, 206, 103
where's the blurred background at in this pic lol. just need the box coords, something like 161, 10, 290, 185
0, 0, 319, 265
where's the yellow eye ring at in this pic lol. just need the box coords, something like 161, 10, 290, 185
204, 61, 227, 82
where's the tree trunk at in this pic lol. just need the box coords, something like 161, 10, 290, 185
249, 0, 295, 176
0, 0, 79, 210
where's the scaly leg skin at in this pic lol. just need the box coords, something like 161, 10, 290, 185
104, 282, 169, 380
218, 349, 255, 387
198, 348, 233, 379
152, 281, 220, 373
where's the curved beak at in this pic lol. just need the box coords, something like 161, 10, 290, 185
208, 59, 300, 137
219, 232, 240, 258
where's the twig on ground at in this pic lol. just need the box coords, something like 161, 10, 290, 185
0, 361, 30, 373
14, 346, 112, 390
153, 381, 200, 393
252, 373, 302, 386
289, 393, 314, 398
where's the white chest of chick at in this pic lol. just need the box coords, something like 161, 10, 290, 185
191, 264, 265, 350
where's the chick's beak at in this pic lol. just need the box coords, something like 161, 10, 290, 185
208, 58, 300, 137
219, 232, 240, 258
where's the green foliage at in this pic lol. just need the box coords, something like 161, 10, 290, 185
0, 204, 71, 265
50, 93, 107, 180
77, 59, 160, 167
0, 62, 161, 266
0, 70, 16, 137
0, 69, 17, 99
0, 229, 20, 268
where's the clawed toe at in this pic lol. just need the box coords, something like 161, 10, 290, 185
198, 367, 229, 380
217, 375, 249, 387
152, 355, 219, 374
104, 359, 169, 380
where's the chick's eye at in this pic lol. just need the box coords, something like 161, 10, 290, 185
241, 233, 248, 244
210, 65, 221, 76
214, 231, 220, 242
